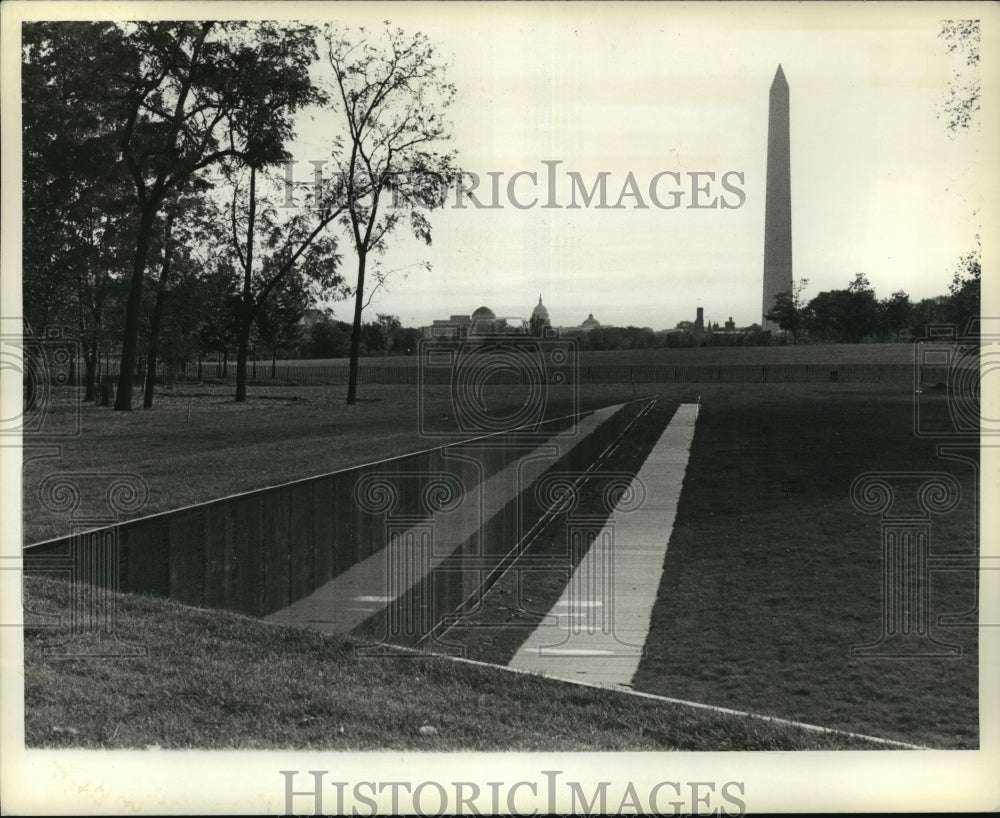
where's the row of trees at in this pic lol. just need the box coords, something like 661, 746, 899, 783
765, 258, 981, 345
23, 21, 457, 409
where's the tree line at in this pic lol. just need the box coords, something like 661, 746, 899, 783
23, 21, 456, 408
765, 258, 980, 345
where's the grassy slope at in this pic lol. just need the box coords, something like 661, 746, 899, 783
22, 574, 882, 751
630, 383, 979, 750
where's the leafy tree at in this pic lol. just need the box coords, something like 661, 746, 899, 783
909, 295, 951, 340
22, 23, 136, 402
254, 272, 312, 374
191, 261, 241, 377
939, 20, 980, 133
878, 290, 912, 341
938, 20, 980, 335
220, 24, 345, 402
141, 182, 220, 406
802, 291, 837, 342
306, 317, 353, 359
111, 22, 279, 410
391, 326, 424, 355
324, 23, 459, 404
765, 277, 809, 343
804, 274, 881, 343
946, 244, 981, 332
362, 313, 402, 355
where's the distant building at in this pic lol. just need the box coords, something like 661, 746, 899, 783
423, 305, 528, 339
666, 307, 750, 336
426, 313, 473, 339
529, 296, 551, 337
423, 296, 619, 341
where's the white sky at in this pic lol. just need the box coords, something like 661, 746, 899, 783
284, 3, 986, 330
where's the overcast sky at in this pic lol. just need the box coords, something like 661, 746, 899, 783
283, 3, 985, 331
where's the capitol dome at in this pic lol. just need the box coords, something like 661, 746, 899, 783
531, 296, 549, 320
471, 305, 495, 319
581, 313, 600, 329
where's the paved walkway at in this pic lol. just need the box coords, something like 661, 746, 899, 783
507, 402, 699, 688
265, 404, 623, 634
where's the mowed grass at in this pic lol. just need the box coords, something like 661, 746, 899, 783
630, 383, 979, 750
265, 342, 913, 369
22, 574, 886, 750
23, 382, 652, 544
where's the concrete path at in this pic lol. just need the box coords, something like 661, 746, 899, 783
507, 403, 699, 688
265, 404, 623, 634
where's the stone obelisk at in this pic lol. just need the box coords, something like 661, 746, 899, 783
762, 65, 792, 329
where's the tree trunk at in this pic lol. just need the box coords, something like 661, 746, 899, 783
114, 205, 158, 411
235, 165, 257, 403
236, 324, 252, 402
143, 213, 174, 409
84, 290, 104, 403
83, 350, 97, 403
83, 315, 98, 403
143, 287, 167, 408
346, 252, 366, 405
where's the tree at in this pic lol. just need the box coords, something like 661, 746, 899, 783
22, 23, 136, 402
391, 326, 424, 355
939, 20, 980, 134
220, 24, 345, 402
112, 22, 262, 410
306, 317, 353, 358
254, 272, 312, 375
803, 274, 881, 343
362, 313, 402, 355
946, 244, 981, 332
909, 295, 951, 340
154, 256, 227, 383
765, 277, 809, 343
878, 290, 912, 341
937, 21, 980, 335
324, 23, 459, 404
141, 183, 221, 406
842, 274, 879, 342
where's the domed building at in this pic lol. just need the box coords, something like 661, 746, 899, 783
470, 305, 500, 335
580, 313, 601, 331
529, 296, 551, 337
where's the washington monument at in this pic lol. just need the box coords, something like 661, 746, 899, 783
762, 64, 792, 329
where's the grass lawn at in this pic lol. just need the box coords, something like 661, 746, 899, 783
629, 383, 979, 750
270, 343, 915, 368
21, 574, 886, 751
